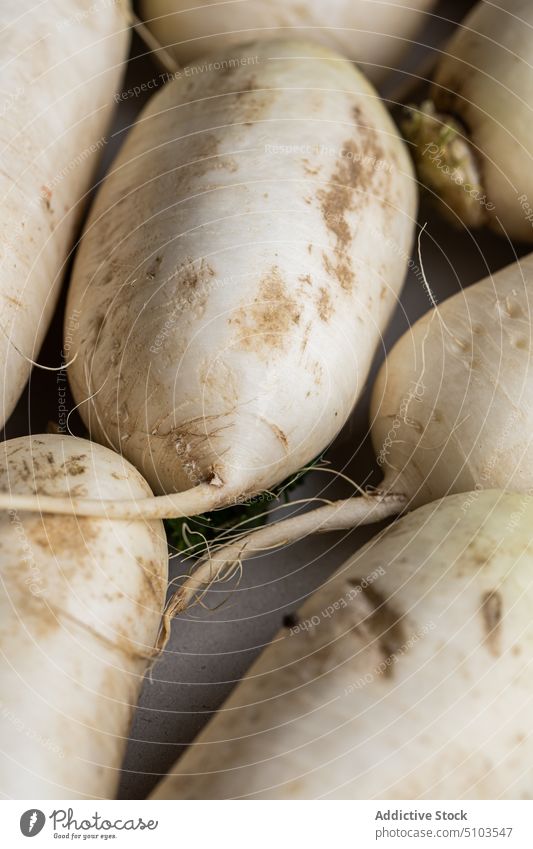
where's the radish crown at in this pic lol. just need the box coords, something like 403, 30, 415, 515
403, 101, 486, 228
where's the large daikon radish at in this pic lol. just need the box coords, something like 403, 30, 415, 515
138, 0, 436, 83
152, 490, 533, 799
0, 434, 167, 799
0, 0, 129, 428
370, 251, 533, 507
0, 39, 415, 519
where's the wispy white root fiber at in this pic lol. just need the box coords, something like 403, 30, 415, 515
164, 492, 406, 620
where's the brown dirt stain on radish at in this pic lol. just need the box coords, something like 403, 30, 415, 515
312, 360, 323, 386
317, 118, 389, 293
317, 138, 360, 293
481, 590, 502, 657
29, 516, 98, 558
319, 146, 359, 248
360, 584, 406, 677
229, 266, 300, 352
99, 258, 128, 290
136, 555, 166, 608
4, 294, 23, 309
5, 450, 90, 496
190, 133, 238, 175
317, 287, 333, 321
322, 251, 355, 295
234, 76, 257, 98
174, 256, 215, 295
303, 158, 320, 176
20, 603, 63, 640
41, 185, 54, 217
62, 455, 87, 476
230, 75, 278, 121
266, 420, 289, 452
145, 255, 163, 280
299, 321, 312, 353
178, 134, 239, 198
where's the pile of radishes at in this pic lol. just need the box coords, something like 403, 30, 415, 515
1, 0, 532, 801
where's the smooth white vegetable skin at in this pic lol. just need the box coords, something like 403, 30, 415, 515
408, 0, 533, 240
66, 39, 416, 503
0, 0, 129, 428
371, 252, 533, 507
139, 0, 436, 83
0, 435, 167, 799
152, 490, 533, 799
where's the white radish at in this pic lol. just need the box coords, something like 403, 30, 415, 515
152, 490, 533, 800
0, 434, 167, 799
370, 250, 533, 507
137, 0, 437, 83
0, 0, 129, 429
167, 250, 533, 612
0, 39, 415, 520
403, 0, 533, 241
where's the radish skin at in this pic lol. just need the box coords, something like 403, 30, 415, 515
138, 0, 437, 83
152, 490, 533, 800
0, 434, 167, 799
403, 0, 533, 241
0, 0, 129, 429
35, 38, 416, 519
370, 251, 533, 506
167, 252, 533, 605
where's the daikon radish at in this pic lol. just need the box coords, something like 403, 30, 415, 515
0, 0, 129, 428
137, 0, 437, 83
0, 434, 167, 799
152, 490, 533, 800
